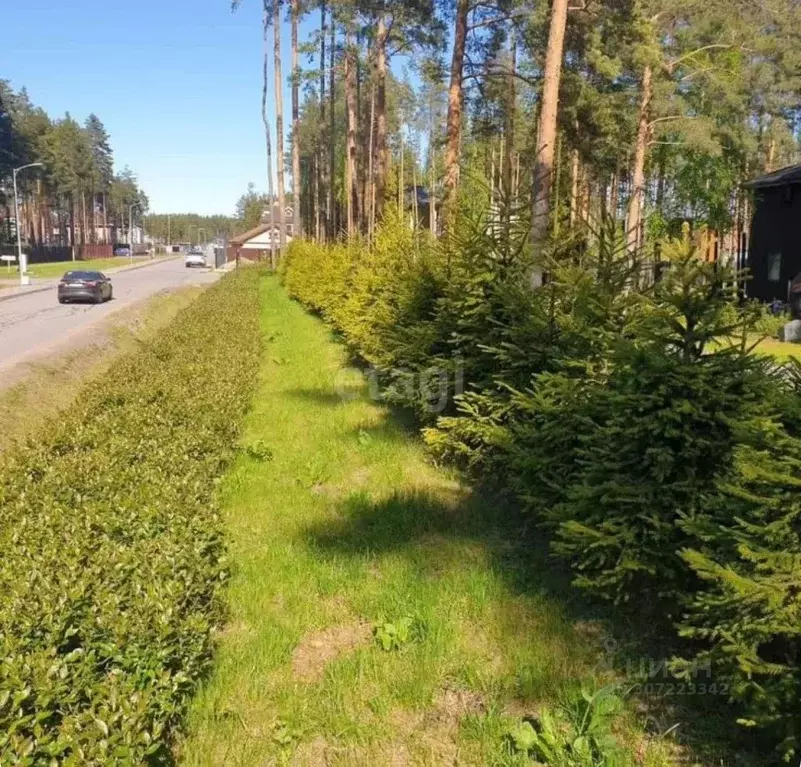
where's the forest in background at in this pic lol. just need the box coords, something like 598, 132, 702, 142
0, 81, 149, 250
250, 0, 801, 262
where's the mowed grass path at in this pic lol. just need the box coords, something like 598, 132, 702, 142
179, 276, 671, 766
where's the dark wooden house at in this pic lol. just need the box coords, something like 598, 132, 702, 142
745, 164, 801, 302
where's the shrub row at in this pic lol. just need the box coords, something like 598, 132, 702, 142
283, 217, 801, 761
0, 267, 263, 764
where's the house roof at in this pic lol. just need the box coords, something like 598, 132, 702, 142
744, 164, 801, 189
229, 223, 271, 245
229, 221, 292, 246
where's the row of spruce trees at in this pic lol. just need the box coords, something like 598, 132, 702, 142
281, 206, 801, 762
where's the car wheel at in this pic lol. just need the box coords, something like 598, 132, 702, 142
107, 290, 113, 302
94, 291, 103, 304
58, 297, 66, 304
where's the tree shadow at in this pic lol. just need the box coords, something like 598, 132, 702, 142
302, 456, 765, 766
289, 388, 352, 407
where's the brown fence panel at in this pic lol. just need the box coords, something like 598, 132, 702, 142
79, 244, 114, 260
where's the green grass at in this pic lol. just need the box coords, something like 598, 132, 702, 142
178, 276, 676, 766
752, 335, 801, 359
21, 255, 170, 279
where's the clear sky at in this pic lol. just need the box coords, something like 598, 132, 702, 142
2, 0, 322, 216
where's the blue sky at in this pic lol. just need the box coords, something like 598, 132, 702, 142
2, 0, 323, 215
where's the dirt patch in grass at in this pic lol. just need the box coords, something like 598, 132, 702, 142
292, 740, 410, 767
384, 686, 487, 765
291, 736, 330, 766
432, 687, 487, 726
291, 621, 373, 683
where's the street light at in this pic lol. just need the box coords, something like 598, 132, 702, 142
13, 162, 43, 286
128, 203, 140, 262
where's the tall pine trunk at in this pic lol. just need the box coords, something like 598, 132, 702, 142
262, 0, 276, 268
368, 80, 376, 237
69, 195, 76, 257
375, 8, 388, 222
328, 11, 336, 237
443, 0, 469, 224
91, 191, 97, 243
625, 63, 653, 255
569, 145, 580, 225
530, 0, 570, 283
345, 28, 359, 238
314, 153, 321, 241
319, 0, 327, 241
291, 0, 302, 238
274, 0, 287, 253
502, 28, 517, 251
81, 191, 88, 247
356, 51, 365, 232
429, 98, 438, 236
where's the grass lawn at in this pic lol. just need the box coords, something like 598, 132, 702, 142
21, 255, 171, 280
178, 276, 676, 766
752, 335, 801, 359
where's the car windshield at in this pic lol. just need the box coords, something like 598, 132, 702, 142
63, 271, 100, 280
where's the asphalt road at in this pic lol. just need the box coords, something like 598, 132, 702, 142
0, 258, 221, 374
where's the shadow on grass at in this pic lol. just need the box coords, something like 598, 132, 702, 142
302, 447, 765, 767
289, 388, 354, 407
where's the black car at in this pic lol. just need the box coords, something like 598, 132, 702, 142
58, 270, 113, 304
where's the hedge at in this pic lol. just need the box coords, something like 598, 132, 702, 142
0, 267, 263, 764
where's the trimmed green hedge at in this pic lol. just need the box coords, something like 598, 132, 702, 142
0, 268, 263, 764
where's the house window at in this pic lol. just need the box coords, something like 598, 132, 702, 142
768, 252, 782, 282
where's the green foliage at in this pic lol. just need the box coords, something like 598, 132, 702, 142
373, 617, 414, 651
142, 213, 240, 244
283, 215, 801, 760
234, 182, 270, 234
0, 268, 263, 763
507, 685, 632, 766
673, 420, 801, 760
550, 241, 769, 604
0, 80, 151, 249
244, 439, 274, 462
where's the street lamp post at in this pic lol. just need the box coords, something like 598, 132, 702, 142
128, 203, 140, 262
13, 162, 43, 286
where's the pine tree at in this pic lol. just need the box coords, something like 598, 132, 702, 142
550, 238, 768, 607
676, 416, 801, 761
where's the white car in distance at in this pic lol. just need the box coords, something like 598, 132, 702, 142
185, 250, 206, 268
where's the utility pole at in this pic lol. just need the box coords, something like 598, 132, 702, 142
128, 203, 139, 262
13, 162, 43, 285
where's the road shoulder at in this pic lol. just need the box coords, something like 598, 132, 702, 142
0, 285, 206, 452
